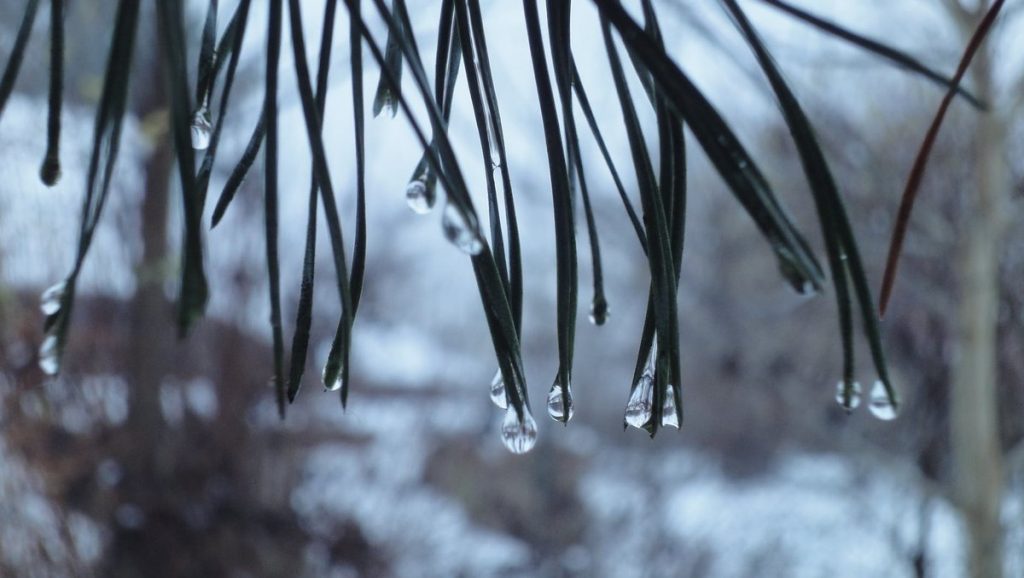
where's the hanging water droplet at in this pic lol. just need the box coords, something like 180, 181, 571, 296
321, 364, 344, 392
624, 375, 654, 429
38, 334, 59, 375
868, 380, 899, 420
500, 406, 538, 454
40, 280, 67, 316
661, 385, 680, 428
625, 341, 658, 429
777, 250, 817, 296
441, 201, 484, 255
834, 380, 862, 411
589, 297, 609, 326
546, 380, 575, 422
405, 178, 434, 214
489, 370, 507, 409
376, 90, 399, 118
190, 106, 213, 150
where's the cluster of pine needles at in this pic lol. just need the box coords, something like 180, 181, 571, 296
0, 0, 1004, 453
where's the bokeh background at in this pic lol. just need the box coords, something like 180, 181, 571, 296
1, 1, 1023, 577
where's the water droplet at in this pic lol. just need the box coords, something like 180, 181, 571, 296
190, 106, 213, 150
441, 202, 484, 255
405, 178, 434, 214
625, 342, 657, 429
500, 406, 538, 454
589, 297, 609, 326
834, 380, 862, 411
321, 365, 344, 392
489, 370, 507, 409
624, 375, 654, 429
377, 90, 399, 118
781, 273, 822, 296
40, 280, 67, 316
661, 385, 679, 428
777, 250, 817, 296
38, 334, 59, 375
546, 380, 575, 422
868, 380, 899, 420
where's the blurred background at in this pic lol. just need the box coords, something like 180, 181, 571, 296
1, 1, 1023, 577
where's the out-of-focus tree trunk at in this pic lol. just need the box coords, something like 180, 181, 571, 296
124, 48, 172, 471
949, 6, 1007, 575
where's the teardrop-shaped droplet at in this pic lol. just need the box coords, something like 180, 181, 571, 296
321, 364, 344, 392
589, 297, 609, 326
546, 380, 575, 422
40, 280, 67, 316
777, 251, 818, 296
190, 106, 213, 150
489, 370, 507, 409
625, 341, 658, 429
500, 406, 538, 454
375, 88, 399, 119
624, 375, 654, 429
834, 380, 863, 411
661, 385, 680, 428
38, 334, 59, 376
441, 202, 484, 255
405, 178, 435, 214
868, 380, 899, 420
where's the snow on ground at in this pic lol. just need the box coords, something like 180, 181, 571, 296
290, 396, 531, 578
282, 379, 1013, 578
658, 454, 964, 578
0, 375, 105, 578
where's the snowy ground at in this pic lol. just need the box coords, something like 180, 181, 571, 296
10, 364, 1019, 577
283, 386, 1014, 578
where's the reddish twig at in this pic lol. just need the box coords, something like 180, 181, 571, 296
879, 0, 1005, 317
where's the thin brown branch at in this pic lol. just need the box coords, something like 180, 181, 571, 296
878, 0, 1005, 316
